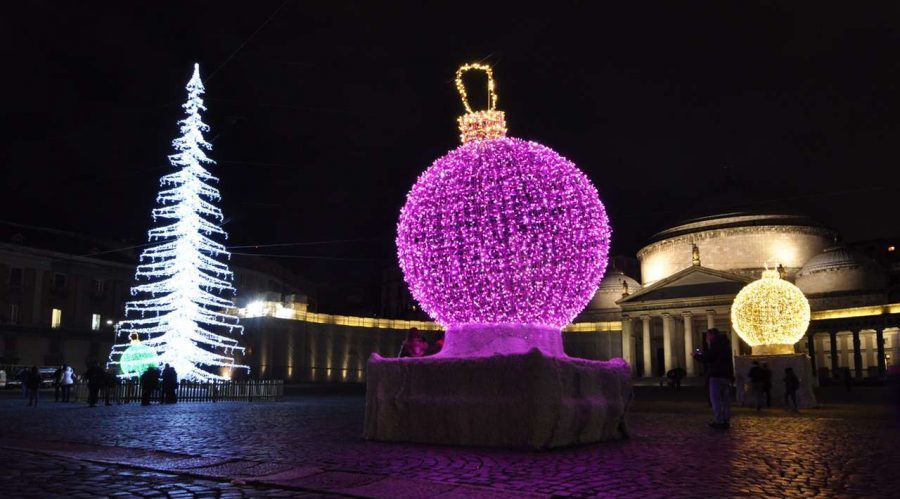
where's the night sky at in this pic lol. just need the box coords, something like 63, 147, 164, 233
3, 2, 900, 312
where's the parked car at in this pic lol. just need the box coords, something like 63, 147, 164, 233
5, 367, 58, 388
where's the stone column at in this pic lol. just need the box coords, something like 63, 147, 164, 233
839, 332, 851, 371
683, 312, 695, 376
829, 331, 838, 377
860, 332, 871, 372
706, 310, 715, 331
876, 328, 886, 376
852, 330, 863, 378
621, 316, 633, 371
662, 313, 673, 373
731, 330, 741, 357
642, 315, 652, 378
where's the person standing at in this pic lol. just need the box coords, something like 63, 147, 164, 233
161, 364, 178, 404
25, 366, 41, 407
52, 365, 62, 402
784, 367, 800, 412
692, 329, 734, 429
84, 362, 105, 407
425, 330, 445, 356
102, 368, 118, 406
59, 364, 74, 403
17, 368, 29, 400
140, 366, 160, 406
399, 328, 428, 358
761, 362, 773, 408
748, 361, 765, 411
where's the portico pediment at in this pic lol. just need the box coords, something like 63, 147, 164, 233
617, 266, 752, 307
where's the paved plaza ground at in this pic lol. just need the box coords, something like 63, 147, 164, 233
0, 386, 898, 498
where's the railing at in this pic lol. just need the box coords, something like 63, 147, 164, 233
72, 379, 283, 403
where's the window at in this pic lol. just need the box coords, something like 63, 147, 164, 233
8, 267, 22, 285
91, 279, 105, 295
91, 313, 101, 331
51, 308, 62, 329
9, 304, 18, 324
53, 273, 66, 289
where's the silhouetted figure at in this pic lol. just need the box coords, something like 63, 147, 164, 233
84, 362, 105, 407
693, 329, 734, 429
17, 368, 29, 400
748, 361, 765, 411
399, 327, 428, 358
52, 365, 62, 402
59, 364, 74, 403
161, 364, 178, 404
102, 368, 118, 406
426, 331, 445, 356
25, 366, 41, 407
784, 367, 800, 412
140, 366, 160, 406
761, 362, 773, 408
666, 367, 686, 391
841, 367, 853, 392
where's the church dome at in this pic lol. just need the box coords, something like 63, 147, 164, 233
586, 270, 642, 310
795, 246, 886, 295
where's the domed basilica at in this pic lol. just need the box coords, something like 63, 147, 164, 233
575, 213, 899, 381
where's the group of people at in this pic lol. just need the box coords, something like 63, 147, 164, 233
139, 363, 179, 406
692, 328, 805, 430
748, 360, 801, 412
398, 328, 444, 357
19, 361, 118, 407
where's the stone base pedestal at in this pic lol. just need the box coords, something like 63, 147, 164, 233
364, 349, 633, 449
735, 354, 817, 409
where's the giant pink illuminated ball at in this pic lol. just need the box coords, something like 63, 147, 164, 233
397, 137, 611, 330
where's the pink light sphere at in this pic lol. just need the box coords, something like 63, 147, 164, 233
396, 137, 611, 338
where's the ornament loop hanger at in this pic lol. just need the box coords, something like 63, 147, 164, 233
456, 63, 498, 114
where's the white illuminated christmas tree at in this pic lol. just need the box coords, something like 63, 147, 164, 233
110, 63, 245, 382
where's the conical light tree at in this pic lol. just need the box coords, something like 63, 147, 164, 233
110, 63, 246, 381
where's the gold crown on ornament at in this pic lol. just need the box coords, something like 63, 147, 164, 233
455, 63, 507, 143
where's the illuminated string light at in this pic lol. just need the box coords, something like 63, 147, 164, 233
731, 269, 811, 355
109, 63, 246, 381
119, 333, 160, 377
455, 63, 507, 143
397, 64, 611, 353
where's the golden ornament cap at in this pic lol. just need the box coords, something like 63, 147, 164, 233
455, 63, 507, 143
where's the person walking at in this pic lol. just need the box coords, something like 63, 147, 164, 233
784, 367, 800, 412
25, 366, 41, 407
748, 361, 765, 411
84, 362, 105, 407
59, 364, 74, 403
692, 329, 734, 429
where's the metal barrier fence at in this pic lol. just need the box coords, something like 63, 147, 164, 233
72, 379, 283, 403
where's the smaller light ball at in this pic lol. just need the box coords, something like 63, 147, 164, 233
731, 269, 810, 355
120, 335, 160, 377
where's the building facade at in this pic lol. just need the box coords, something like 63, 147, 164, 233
613, 213, 899, 380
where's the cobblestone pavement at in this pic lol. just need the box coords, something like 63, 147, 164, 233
0, 393, 898, 498
0, 448, 327, 498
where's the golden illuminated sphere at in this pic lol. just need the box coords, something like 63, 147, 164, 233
731, 269, 810, 355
